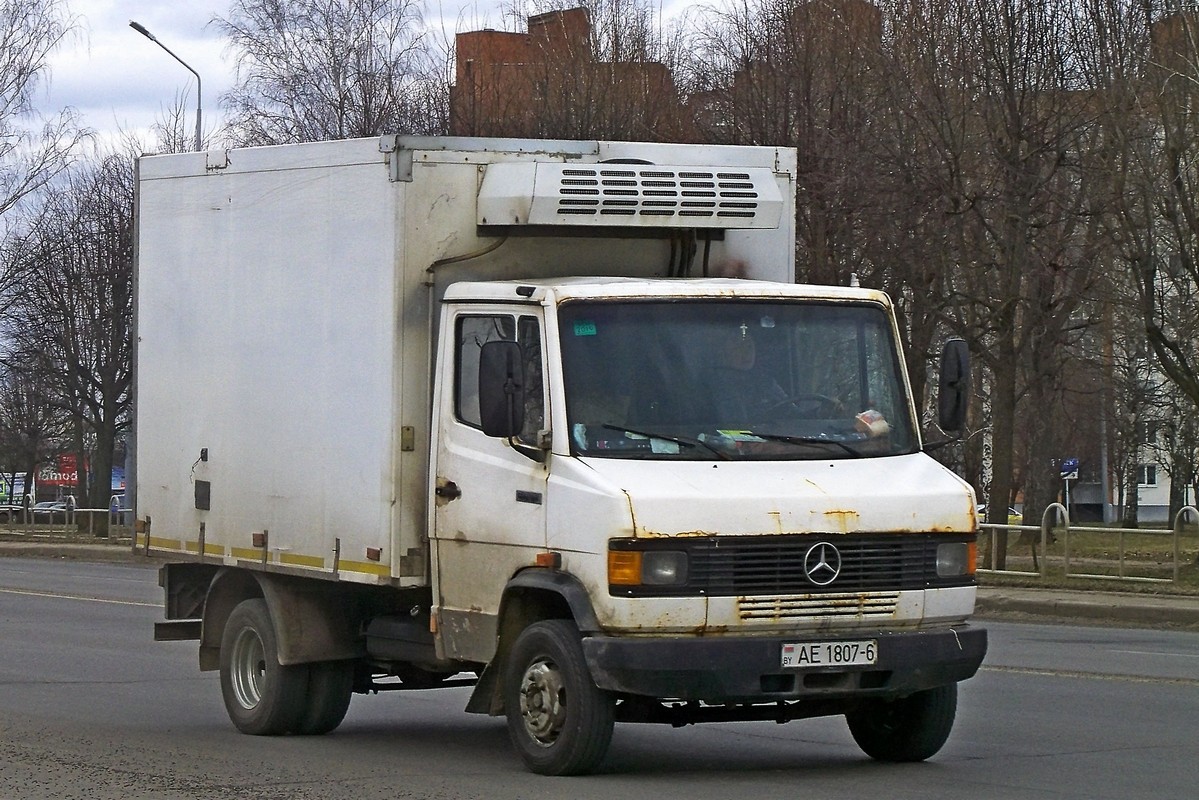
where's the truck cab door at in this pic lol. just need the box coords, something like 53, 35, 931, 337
431, 310, 549, 662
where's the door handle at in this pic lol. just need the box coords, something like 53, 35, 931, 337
435, 481, 461, 500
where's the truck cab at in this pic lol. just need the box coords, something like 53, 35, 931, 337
430, 277, 984, 773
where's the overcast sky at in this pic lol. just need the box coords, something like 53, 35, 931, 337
42, 0, 515, 150
44, 1, 236, 147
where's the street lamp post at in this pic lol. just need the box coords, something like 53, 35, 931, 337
129, 20, 203, 152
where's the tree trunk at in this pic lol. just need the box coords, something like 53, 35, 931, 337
89, 423, 116, 537
987, 353, 1018, 569
1019, 375, 1059, 561
1121, 473, 1140, 528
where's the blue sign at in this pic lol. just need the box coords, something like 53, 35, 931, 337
1060, 458, 1079, 480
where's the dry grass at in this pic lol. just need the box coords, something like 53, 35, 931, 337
978, 523, 1199, 595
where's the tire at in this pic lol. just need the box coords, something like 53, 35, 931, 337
294, 660, 355, 736
846, 683, 958, 762
219, 598, 309, 736
503, 619, 615, 776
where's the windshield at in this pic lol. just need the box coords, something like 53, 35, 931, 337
559, 299, 917, 460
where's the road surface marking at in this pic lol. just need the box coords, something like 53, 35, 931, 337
1112, 649, 1199, 660
983, 664, 1199, 687
0, 586, 158, 608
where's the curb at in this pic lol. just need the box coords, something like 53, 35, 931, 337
976, 590, 1199, 629
0, 540, 150, 564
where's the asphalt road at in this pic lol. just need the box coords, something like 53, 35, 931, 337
1, 557, 1197, 799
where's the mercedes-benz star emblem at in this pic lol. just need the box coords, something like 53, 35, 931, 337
803, 542, 842, 586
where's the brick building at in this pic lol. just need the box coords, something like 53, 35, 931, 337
449, 8, 693, 141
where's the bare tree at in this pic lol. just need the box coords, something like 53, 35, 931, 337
919, 0, 1107, 561
1078, 0, 1199, 522
0, 0, 85, 218
867, 0, 982, 426
150, 95, 212, 155
2, 151, 134, 514
0, 366, 67, 507
1132, 6, 1199, 410
216, 0, 445, 144
0, 0, 83, 503
686, 0, 891, 287
685, 1, 1112, 561
1144, 382, 1199, 520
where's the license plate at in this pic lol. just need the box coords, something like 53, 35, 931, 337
781, 640, 878, 668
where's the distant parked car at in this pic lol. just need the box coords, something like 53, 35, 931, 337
30, 501, 70, 524
977, 504, 1023, 525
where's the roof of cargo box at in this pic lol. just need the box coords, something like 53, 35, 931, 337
441, 277, 891, 306
136, 135, 796, 182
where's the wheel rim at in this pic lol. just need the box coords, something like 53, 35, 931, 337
229, 626, 266, 710
518, 658, 567, 747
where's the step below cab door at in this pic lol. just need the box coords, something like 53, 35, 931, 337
431, 308, 549, 662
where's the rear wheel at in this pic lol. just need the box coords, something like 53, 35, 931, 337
219, 598, 309, 735
503, 619, 614, 776
846, 683, 958, 762
294, 660, 355, 735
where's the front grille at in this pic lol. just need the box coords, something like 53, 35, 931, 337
690, 535, 937, 594
738, 592, 900, 621
609, 533, 973, 597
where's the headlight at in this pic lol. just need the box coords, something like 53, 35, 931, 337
642, 551, 688, 585
936, 541, 976, 577
608, 549, 689, 586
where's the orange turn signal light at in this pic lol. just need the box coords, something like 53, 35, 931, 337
608, 551, 642, 585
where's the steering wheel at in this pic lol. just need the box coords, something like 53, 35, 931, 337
761, 392, 843, 417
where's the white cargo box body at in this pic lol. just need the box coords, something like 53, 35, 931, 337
135, 136, 798, 585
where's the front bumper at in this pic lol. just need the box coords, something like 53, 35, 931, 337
583, 625, 986, 702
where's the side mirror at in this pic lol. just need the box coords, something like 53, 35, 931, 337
479, 340, 525, 438
937, 338, 970, 433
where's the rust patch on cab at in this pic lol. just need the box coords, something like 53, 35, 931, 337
823, 509, 860, 533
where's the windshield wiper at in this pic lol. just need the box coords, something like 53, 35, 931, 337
742, 431, 866, 458
601, 424, 730, 460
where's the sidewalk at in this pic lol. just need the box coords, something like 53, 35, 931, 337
0, 533, 146, 564
975, 585, 1199, 630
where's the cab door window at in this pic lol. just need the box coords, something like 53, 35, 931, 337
454, 314, 544, 446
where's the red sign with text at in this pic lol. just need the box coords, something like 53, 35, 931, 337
38, 454, 82, 487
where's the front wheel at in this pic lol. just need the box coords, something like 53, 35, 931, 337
219, 598, 309, 735
846, 683, 958, 762
503, 619, 615, 776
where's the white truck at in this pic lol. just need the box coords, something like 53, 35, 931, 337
134, 135, 986, 775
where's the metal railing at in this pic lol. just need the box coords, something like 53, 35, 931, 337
0, 507, 133, 538
978, 503, 1199, 583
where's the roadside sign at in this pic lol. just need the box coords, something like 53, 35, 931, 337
1060, 458, 1079, 480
